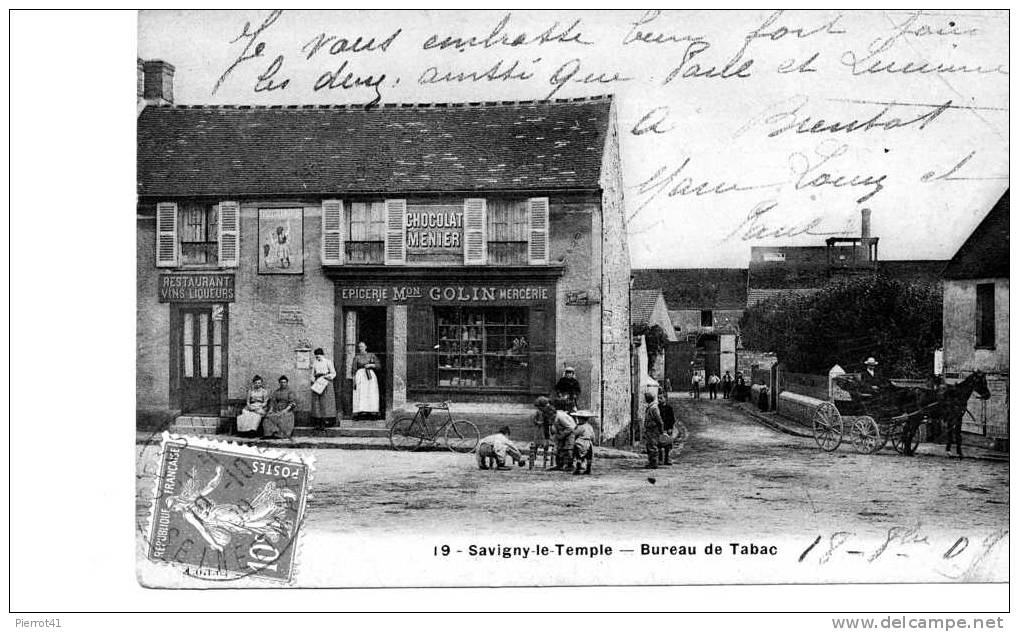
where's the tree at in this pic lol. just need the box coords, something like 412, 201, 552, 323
632, 323, 670, 368
740, 275, 942, 378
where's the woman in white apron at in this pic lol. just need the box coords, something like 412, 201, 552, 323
352, 341, 380, 418
236, 375, 268, 436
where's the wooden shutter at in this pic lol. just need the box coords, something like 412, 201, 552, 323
321, 199, 344, 265
463, 197, 487, 265
527, 197, 550, 265
155, 202, 178, 267
384, 198, 406, 265
406, 305, 435, 390
528, 305, 556, 395
217, 201, 239, 268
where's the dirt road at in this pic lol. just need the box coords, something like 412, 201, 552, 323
227, 399, 1007, 538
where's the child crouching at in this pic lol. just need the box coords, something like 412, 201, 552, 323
571, 417, 596, 475
477, 426, 527, 470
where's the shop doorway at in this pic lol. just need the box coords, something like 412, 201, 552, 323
340, 307, 388, 420
174, 304, 227, 415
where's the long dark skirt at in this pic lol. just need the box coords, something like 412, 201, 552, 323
311, 380, 336, 425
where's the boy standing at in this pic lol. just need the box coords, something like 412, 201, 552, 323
658, 393, 676, 466
643, 391, 663, 469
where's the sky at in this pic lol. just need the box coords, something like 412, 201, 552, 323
138, 9, 1009, 268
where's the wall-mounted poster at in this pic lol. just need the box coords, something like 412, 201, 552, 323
258, 208, 303, 274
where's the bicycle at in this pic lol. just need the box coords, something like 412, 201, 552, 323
389, 402, 480, 453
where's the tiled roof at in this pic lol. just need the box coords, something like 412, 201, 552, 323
747, 262, 830, 290
630, 289, 664, 327
137, 97, 612, 198
632, 268, 747, 309
746, 288, 819, 307
943, 190, 1009, 280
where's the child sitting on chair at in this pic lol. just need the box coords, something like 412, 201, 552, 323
477, 426, 527, 470
571, 417, 596, 475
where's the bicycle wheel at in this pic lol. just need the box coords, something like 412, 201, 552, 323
444, 419, 480, 453
389, 416, 425, 451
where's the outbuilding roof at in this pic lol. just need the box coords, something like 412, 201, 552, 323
943, 190, 1009, 280
632, 268, 748, 310
630, 289, 664, 327
137, 97, 612, 198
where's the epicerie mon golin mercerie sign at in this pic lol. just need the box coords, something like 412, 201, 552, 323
339, 282, 553, 305
159, 274, 236, 303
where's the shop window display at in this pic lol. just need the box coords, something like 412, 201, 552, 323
436, 307, 529, 389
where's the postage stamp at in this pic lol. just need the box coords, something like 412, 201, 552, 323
143, 432, 314, 584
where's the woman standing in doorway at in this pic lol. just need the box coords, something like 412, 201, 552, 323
310, 348, 337, 431
352, 341, 380, 419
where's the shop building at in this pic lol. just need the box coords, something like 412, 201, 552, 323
136, 65, 631, 438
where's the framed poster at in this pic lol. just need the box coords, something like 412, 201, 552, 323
258, 208, 303, 274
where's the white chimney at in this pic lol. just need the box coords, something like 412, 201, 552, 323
860, 208, 871, 241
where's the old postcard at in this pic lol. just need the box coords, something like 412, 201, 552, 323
135, 9, 1008, 588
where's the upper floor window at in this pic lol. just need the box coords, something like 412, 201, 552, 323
345, 201, 385, 264
975, 283, 995, 349
321, 197, 550, 267
155, 201, 238, 269
701, 310, 713, 327
179, 203, 218, 266
487, 200, 528, 265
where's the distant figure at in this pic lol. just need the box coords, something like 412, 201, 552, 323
690, 374, 701, 399
721, 371, 733, 399
707, 373, 720, 399
658, 393, 676, 466
734, 372, 747, 402
555, 367, 582, 410
643, 392, 663, 469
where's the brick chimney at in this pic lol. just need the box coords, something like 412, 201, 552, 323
860, 208, 871, 241
142, 60, 175, 105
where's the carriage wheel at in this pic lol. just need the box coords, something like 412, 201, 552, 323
812, 402, 843, 452
850, 416, 881, 454
891, 421, 921, 455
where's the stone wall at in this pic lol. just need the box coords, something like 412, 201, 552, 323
136, 216, 172, 426
599, 100, 633, 441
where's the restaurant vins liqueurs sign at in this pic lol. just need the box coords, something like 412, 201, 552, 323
406, 205, 462, 259
339, 282, 553, 306
159, 273, 235, 302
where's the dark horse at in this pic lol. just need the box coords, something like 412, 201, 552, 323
897, 371, 991, 457
937, 371, 992, 457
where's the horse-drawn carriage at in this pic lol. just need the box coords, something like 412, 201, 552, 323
810, 371, 990, 456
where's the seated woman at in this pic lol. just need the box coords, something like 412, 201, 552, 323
236, 375, 269, 437
263, 375, 297, 439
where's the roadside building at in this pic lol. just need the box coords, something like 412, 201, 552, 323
632, 268, 746, 389
136, 61, 631, 439
942, 189, 1009, 449
629, 288, 677, 383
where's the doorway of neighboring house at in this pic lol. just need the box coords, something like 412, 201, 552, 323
340, 307, 388, 420
174, 304, 227, 416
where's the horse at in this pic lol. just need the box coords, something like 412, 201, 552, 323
938, 371, 992, 457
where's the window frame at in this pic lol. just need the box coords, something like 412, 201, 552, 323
345, 200, 386, 264
434, 306, 530, 391
700, 309, 714, 328
177, 202, 219, 268
975, 282, 996, 349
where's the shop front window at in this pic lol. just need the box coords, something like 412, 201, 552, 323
436, 307, 529, 389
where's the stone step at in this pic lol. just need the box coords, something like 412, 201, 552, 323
292, 426, 390, 438
170, 415, 223, 435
